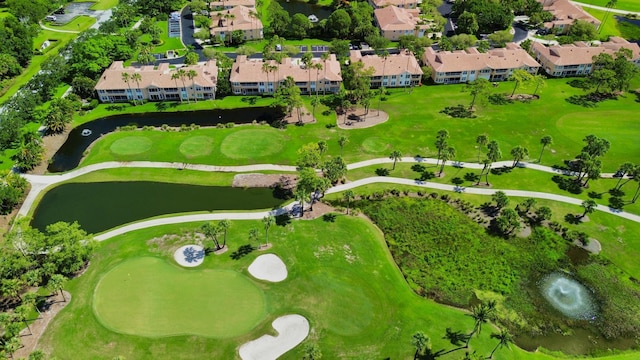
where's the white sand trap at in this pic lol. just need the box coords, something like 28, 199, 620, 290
248, 254, 287, 282
239, 314, 310, 360
173, 245, 205, 267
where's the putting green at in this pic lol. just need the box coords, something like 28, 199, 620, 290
219, 129, 285, 159
361, 137, 390, 154
179, 136, 214, 158
110, 136, 153, 156
93, 257, 266, 338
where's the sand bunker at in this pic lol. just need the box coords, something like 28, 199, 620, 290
173, 245, 205, 267
239, 314, 310, 360
248, 254, 287, 282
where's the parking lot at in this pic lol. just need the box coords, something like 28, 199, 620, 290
47, 2, 95, 25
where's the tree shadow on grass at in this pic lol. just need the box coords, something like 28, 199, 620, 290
275, 213, 291, 227
551, 175, 583, 194
564, 213, 583, 224
230, 244, 255, 260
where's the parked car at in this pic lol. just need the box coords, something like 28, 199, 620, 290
536, 28, 550, 35
54, 8, 65, 14
45, 15, 57, 21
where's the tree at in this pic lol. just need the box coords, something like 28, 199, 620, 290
322, 156, 347, 184
452, 0, 514, 33
1, 278, 24, 302
519, 198, 537, 213
509, 69, 533, 97
598, 0, 618, 33
476, 134, 488, 164
176, 68, 189, 103
262, 215, 275, 245
492, 191, 509, 210
434, 129, 450, 167
23, 291, 41, 318
201, 222, 222, 250
71, 76, 97, 99
411, 331, 430, 360
48, 274, 67, 302
450, 34, 477, 50
465, 78, 490, 109
290, 13, 312, 39
4, 335, 21, 359
457, 11, 479, 35
535, 206, 552, 223
538, 135, 553, 163
496, 208, 520, 235
338, 135, 349, 156
45, 98, 76, 134
510, 145, 528, 167
326, 9, 351, 39
483, 140, 502, 185
488, 30, 513, 47
343, 190, 354, 215
301, 52, 313, 95
297, 142, 322, 169
568, 20, 597, 41
218, 219, 230, 248
267, 2, 291, 36
14, 304, 32, 335
389, 150, 402, 170
248, 228, 260, 248
121, 72, 134, 104
439, 146, 456, 176
532, 74, 546, 96
488, 328, 513, 359
187, 69, 198, 103
185, 51, 199, 65
581, 199, 597, 219
589, 68, 616, 93
131, 72, 143, 105
613, 162, 635, 190
301, 342, 322, 360
465, 301, 496, 347
12, 132, 44, 172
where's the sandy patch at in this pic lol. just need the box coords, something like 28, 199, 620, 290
248, 254, 287, 282
337, 108, 389, 129
239, 314, 310, 360
173, 245, 205, 267
232, 174, 297, 188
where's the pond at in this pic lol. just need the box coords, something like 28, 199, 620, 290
277, 0, 332, 19
48, 106, 284, 173
31, 181, 285, 234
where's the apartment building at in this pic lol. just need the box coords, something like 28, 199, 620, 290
210, 5, 263, 42
531, 37, 640, 77
423, 43, 541, 84
369, 0, 419, 9
95, 61, 218, 102
230, 55, 342, 95
350, 50, 423, 88
539, 0, 600, 34
374, 6, 440, 41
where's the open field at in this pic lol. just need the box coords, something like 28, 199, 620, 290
74, 0, 120, 11
47, 16, 96, 32
576, 0, 640, 13
78, 79, 640, 172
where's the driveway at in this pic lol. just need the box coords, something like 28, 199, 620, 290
48, 2, 95, 25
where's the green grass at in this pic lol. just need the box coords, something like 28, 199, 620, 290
219, 129, 286, 159
179, 135, 214, 158
139, 21, 185, 54
575, 0, 640, 13
109, 136, 153, 155
47, 15, 96, 32
585, 8, 623, 37
93, 257, 266, 338
38, 216, 640, 359
75, 0, 120, 10
79, 79, 640, 172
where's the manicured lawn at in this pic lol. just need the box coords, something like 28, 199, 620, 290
76, 0, 120, 10
94, 257, 266, 338
48, 15, 96, 32
575, 0, 640, 13
219, 129, 286, 159
79, 79, 640, 172
109, 136, 153, 155
584, 8, 622, 37
139, 21, 185, 54
179, 135, 214, 158
38, 216, 640, 359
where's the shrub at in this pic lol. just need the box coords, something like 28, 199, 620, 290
225, 122, 234, 128
216, 123, 225, 128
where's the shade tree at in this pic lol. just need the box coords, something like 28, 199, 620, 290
538, 135, 553, 163
510, 145, 528, 167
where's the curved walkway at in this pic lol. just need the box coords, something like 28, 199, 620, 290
20, 158, 637, 238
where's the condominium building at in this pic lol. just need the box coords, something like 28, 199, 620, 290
423, 43, 541, 84
210, 6, 263, 42
229, 55, 342, 95
95, 61, 218, 102
374, 6, 440, 41
539, 0, 600, 34
531, 37, 640, 77
209, 0, 256, 10
349, 50, 423, 88
369, 0, 419, 9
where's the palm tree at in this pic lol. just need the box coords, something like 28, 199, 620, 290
313, 62, 323, 97
465, 301, 496, 348
317, 140, 327, 158
411, 331, 430, 360
121, 72, 134, 104
377, 86, 386, 115
14, 304, 32, 335
262, 215, 275, 246
248, 9, 258, 37
343, 190, 354, 214
186, 69, 198, 103
171, 72, 183, 102
532, 74, 546, 96
613, 162, 635, 190
598, 0, 618, 33
48, 274, 67, 302
509, 69, 532, 97
476, 134, 488, 164
131, 72, 142, 105
380, 50, 389, 90
338, 135, 349, 156
488, 328, 513, 359
218, 219, 230, 248
23, 291, 41, 318
261, 62, 271, 94
510, 145, 528, 168
466, 78, 490, 109
176, 68, 190, 103
1, 278, 23, 302
311, 96, 320, 119
581, 199, 597, 219
296, 187, 308, 215
389, 150, 402, 170
301, 52, 313, 96
439, 146, 456, 176
248, 228, 260, 248
484, 141, 502, 185
435, 129, 450, 167
321, 52, 330, 95
538, 135, 553, 162
201, 222, 222, 250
